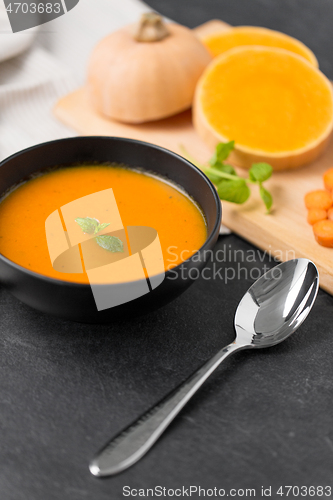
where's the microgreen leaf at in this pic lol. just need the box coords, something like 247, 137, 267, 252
249, 163, 273, 183
220, 163, 237, 176
209, 141, 235, 166
183, 141, 273, 212
217, 179, 250, 204
95, 235, 124, 253
94, 222, 110, 234
206, 162, 237, 184
75, 217, 99, 234
260, 186, 273, 212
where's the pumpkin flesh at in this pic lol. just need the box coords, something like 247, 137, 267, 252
202, 26, 318, 67
194, 47, 333, 170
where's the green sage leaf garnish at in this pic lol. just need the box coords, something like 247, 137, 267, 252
76, 217, 123, 252
75, 217, 99, 234
95, 235, 124, 253
94, 222, 110, 234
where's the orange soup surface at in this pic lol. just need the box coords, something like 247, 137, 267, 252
0, 165, 207, 284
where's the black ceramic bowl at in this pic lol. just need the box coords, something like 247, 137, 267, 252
0, 137, 221, 323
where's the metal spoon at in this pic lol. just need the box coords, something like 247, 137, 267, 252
90, 258, 319, 477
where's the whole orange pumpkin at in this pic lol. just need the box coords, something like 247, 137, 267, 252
88, 13, 212, 124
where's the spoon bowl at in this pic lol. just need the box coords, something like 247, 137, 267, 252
235, 258, 319, 348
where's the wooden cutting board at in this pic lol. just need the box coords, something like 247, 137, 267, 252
54, 20, 333, 294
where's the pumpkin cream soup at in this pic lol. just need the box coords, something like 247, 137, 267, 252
0, 165, 207, 284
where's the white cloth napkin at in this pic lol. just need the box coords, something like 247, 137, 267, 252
0, 0, 149, 160
0, 3, 38, 63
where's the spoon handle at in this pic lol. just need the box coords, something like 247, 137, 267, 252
90, 341, 244, 477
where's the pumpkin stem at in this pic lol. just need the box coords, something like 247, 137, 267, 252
133, 12, 170, 42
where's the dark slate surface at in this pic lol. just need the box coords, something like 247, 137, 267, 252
1, 236, 333, 499
1, 1, 333, 499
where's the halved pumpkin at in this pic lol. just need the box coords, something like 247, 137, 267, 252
202, 26, 318, 67
194, 46, 333, 170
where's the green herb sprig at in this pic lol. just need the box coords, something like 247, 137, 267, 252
181, 141, 273, 213
75, 217, 124, 253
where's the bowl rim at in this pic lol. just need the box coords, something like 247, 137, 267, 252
0, 136, 222, 288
